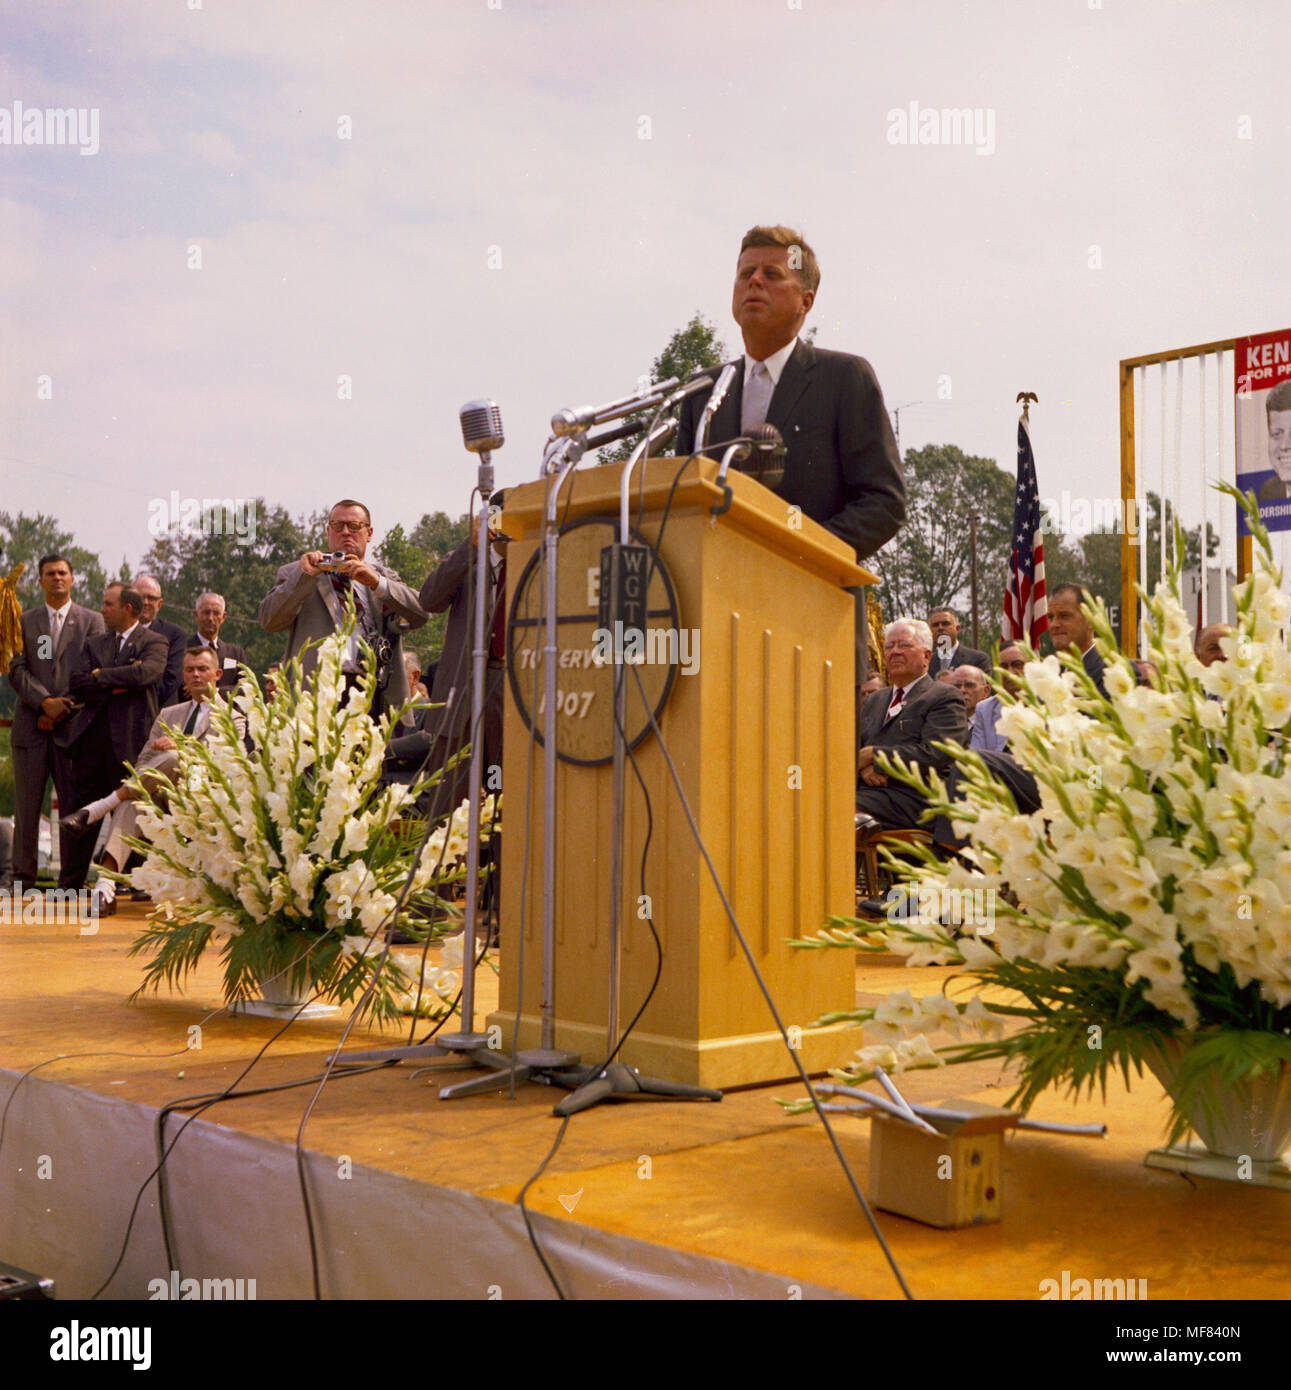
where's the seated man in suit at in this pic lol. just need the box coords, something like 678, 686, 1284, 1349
673, 224, 906, 734
927, 607, 991, 677
1047, 582, 1109, 698
258, 498, 427, 723
64, 584, 169, 892
187, 591, 249, 689
929, 643, 1042, 858
968, 643, 1028, 752
6, 553, 105, 892
1194, 622, 1233, 668
63, 646, 242, 913
855, 618, 969, 832
948, 663, 990, 718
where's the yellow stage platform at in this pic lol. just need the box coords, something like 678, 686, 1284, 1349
0, 903, 1284, 1301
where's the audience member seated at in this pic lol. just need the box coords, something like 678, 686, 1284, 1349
1047, 583, 1109, 697
855, 618, 969, 832
62, 647, 243, 914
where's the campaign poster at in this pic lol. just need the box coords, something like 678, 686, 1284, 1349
1235, 328, 1291, 535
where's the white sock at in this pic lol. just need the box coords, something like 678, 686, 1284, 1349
95, 877, 116, 902
86, 791, 124, 825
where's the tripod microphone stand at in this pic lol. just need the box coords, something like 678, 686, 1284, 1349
338, 400, 561, 1094
550, 381, 723, 1117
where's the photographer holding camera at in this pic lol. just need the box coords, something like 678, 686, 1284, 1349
258, 499, 428, 722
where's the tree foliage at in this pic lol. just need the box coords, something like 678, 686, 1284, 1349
0, 510, 108, 616
868, 444, 1016, 652
1045, 492, 1222, 640
134, 500, 324, 677
376, 511, 470, 661
595, 312, 727, 466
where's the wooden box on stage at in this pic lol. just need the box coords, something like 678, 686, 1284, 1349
869, 1100, 1020, 1228
488, 455, 875, 1089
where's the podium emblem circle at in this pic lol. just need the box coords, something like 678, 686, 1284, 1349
506, 516, 680, 766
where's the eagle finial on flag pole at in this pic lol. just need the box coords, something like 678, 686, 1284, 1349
1016, 391, 1038, 422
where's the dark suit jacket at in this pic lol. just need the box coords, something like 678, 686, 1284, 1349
401, 539, 505, 812
928, 643, 992, 677
859, 674, 969, 780
186, 633, 250, 689
143, 616, 188, 708
7, 603, 106, 748
675, 340, 906, 563
1082, 644, 1109, 699
67, 626, 169, 763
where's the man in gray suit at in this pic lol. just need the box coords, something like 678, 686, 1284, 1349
258, 498, 427, 721
6, 554, 105, 889
186, 591, 250, 690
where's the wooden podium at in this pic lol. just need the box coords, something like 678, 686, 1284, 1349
487, 455, 875, 1088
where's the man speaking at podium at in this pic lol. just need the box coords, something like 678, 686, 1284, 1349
674, 225, 906, 738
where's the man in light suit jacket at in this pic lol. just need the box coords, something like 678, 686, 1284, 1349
855, 618, 968, 831
63, 584, 168, 889
6, 554, 106, 889
927, 607, 992, 677
134, 574, 188, 709
673, 225, 906, 733
63, 646, 243, 912
187, 591, 249, 690
258, 498, 427, 722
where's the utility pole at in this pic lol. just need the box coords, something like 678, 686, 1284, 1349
969, 512, 980, 648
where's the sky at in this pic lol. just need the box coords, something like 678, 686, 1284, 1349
2, 0, 1289, 590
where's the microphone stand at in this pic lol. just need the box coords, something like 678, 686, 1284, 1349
550, 383, 722, 1116
335, 453, 531, 1091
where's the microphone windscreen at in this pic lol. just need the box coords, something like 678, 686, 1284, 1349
460, 399, 505, 454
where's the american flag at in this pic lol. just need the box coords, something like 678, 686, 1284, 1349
1003, 415, 1048, 644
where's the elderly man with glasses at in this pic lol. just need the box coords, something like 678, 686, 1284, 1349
855, 617, 969, 833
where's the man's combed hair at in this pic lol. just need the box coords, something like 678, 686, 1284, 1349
38, 553, 71, 576
1050, 581, 1093, 609
331, 499, 372, 525
885, 617, 934, 652
739, 225, 820, 294
1266, 381, 1291, 417
106, 582, 144, 616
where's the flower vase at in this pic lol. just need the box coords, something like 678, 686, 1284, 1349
235, 961, 340, 1019
1144, 1042, 1291, 1190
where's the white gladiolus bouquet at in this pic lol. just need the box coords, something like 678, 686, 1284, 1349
794, 488, 1291, 1143
125, 616, 499, 1023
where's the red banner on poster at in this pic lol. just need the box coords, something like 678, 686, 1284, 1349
1235, 328, 1291, 534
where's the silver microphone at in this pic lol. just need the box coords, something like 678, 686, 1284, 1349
744, 422, 786, 491
696, 361, 738, 453
460, 399, 505, 455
